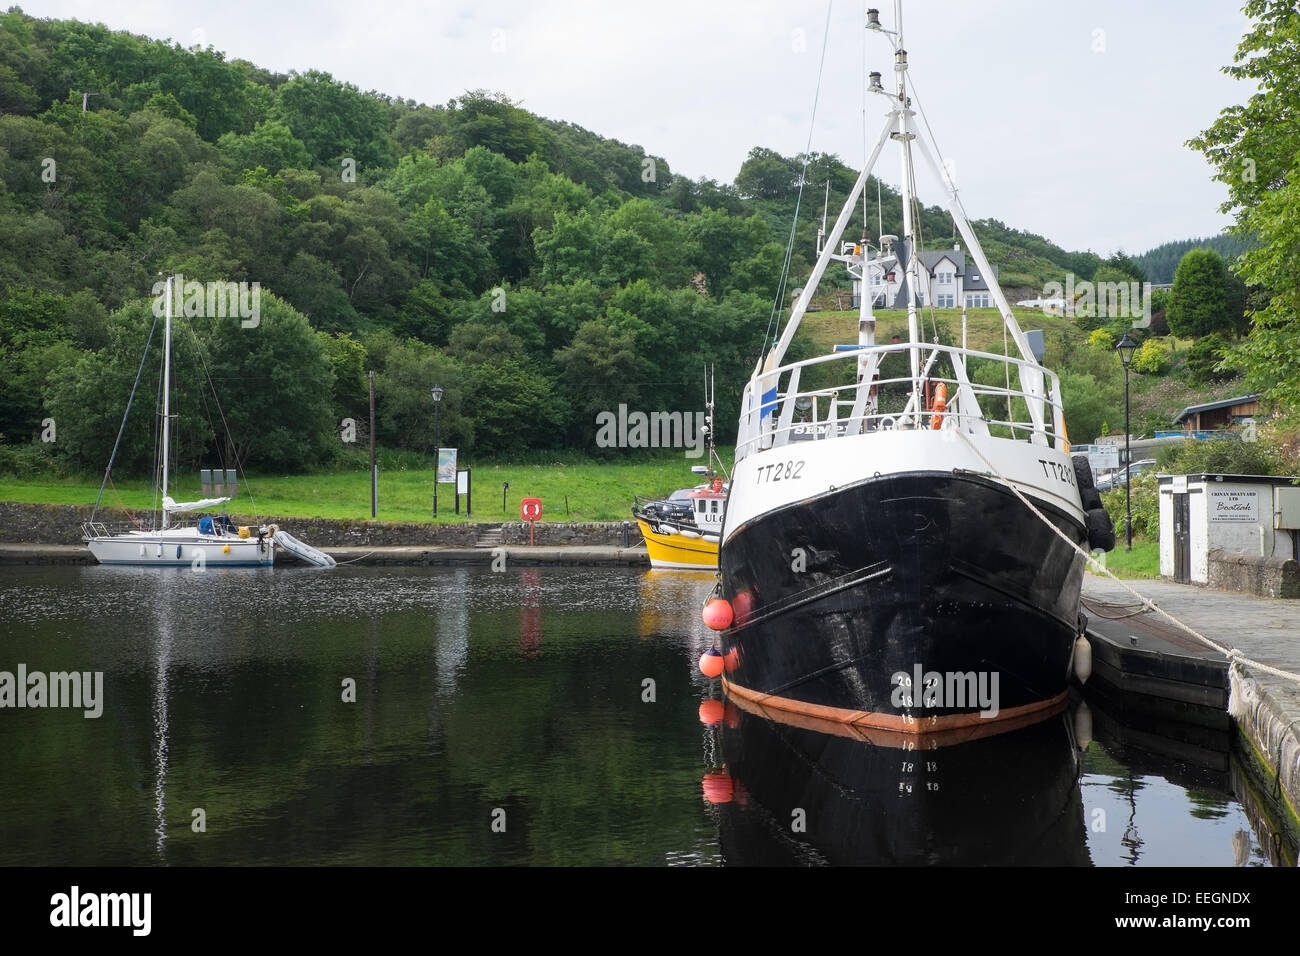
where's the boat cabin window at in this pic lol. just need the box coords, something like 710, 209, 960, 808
697, 501, 706, 513
711, 500, 719, 513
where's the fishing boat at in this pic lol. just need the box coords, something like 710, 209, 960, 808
634, 476, 727, 569
633, 374, 730, 569
714, 3, 1114, 732
82, 274, 285, 567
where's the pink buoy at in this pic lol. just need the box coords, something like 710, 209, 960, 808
702, 598, 734, 631
699, 647, 725, 678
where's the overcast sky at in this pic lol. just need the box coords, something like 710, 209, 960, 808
22, 0, 1253, 257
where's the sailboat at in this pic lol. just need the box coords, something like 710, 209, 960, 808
714, 3, 1114, 732
82, 274, 276, 567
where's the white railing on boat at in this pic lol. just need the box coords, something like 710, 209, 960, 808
736, 343, 1068, 462
81, 521, 142, 539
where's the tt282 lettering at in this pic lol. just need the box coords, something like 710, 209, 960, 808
756, 460, 805, 484
1038, 459, 1076, 486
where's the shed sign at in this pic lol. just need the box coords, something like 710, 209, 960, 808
1208, 489, 1258, 523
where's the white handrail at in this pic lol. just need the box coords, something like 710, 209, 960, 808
736, 342, 1065, 462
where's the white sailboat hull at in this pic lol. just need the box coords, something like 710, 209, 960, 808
86, 529, 275, 566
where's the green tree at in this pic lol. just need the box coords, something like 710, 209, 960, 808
1188, 0, 1300, 413
1167, 249, 1232, 338
734, 147, 799, 199
219, 120, 312, 174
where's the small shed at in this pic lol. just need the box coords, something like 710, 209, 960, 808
1158, 473, 1300, 589
1171, 394, 1260, 432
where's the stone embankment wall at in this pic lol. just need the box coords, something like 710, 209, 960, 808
1207, 548, 1300, 599
0, 502, 643, 547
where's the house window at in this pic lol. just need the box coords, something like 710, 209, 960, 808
936, 294, 955, 308
972, 273, 980, 281
965, 293, 990, 308
936, 270, 954, 285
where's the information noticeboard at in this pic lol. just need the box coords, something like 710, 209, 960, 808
437, 448, 457, 483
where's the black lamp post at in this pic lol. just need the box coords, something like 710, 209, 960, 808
1115, 333, 1137, 551
431, 384, 444, 519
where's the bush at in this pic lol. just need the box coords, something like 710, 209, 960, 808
1087, 328, 1114, 350
0, 439, 62, 479
1157, 434, 1282, 476
1102, 473, 1158, 539
1132, 338, 1170, 374
1183, 332, 1238, 384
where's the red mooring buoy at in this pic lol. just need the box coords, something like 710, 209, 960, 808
699, 647, 725, 678
699, 699, 725, 726
702, 772, 734, 804
702, 598, 734, 630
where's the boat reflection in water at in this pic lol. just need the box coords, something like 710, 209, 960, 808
637, 569, 717, 645
702, 689, 1092, 866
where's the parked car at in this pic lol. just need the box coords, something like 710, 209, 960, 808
1096, 459, 1157, 492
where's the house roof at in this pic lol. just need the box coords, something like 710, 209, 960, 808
918, 249, 963, 273
1172, 394, 1260, 425
964, 267, 994, 291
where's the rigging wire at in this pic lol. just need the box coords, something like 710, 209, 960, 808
760, 0, 835, 361
91, 309, 161, 524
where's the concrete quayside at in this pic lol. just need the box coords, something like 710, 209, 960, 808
1081, 574, 1300, 850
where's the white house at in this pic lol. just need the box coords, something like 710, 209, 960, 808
851, 242, 998, 310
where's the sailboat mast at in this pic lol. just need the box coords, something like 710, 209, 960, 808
161, 274, 173, 531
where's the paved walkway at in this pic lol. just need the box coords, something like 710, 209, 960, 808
1085, 570, 1300, 822
1083, 573, 1300, 680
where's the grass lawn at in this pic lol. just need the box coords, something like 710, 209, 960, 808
1, 454, 719, 524
1087, 537, 1160, 580
796, 307, 1090, 356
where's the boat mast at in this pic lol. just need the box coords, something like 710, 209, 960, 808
161, 274, 173, 531
894, 0, 922, 408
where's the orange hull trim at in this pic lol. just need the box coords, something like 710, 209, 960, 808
721, 676, 1069, 749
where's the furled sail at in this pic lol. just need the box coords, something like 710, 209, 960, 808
162, 495, 232, 513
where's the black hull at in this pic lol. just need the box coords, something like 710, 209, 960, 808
712, 702, 1089, 866
719, 471, 1087, 726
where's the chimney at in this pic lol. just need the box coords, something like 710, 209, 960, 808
953, 241, 961, 251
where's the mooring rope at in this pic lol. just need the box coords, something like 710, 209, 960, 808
332, 551, 376, 566
953, 429, 1300, 686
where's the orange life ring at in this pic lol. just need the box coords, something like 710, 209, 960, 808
930, 382, 947, 430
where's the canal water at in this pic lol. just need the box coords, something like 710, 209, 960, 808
0, 565, 1288, 866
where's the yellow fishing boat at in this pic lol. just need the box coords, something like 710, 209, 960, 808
632, 371, 730, 570
634, 477, 727, 569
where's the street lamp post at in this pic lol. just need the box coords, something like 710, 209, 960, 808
1115, 333, 1137, 552
431, 385, 444, 519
